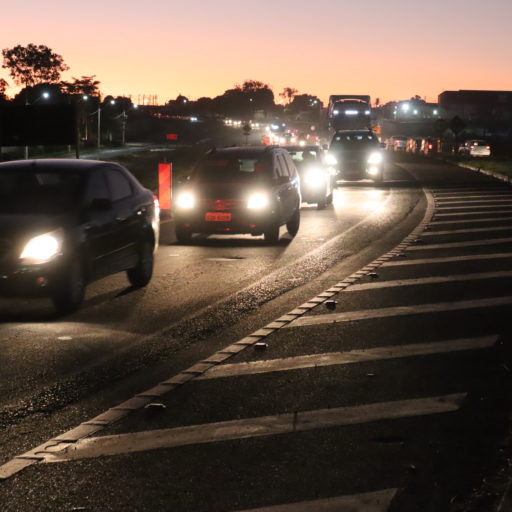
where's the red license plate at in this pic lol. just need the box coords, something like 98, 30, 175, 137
205, 212, 232, 222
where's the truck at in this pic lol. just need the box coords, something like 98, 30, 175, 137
327, 95, 372, 131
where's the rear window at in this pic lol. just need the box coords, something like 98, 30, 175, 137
194, 156, 272, 183
0, 169, 84, 214
287, 149, 321, 163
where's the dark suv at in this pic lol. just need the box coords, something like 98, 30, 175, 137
0, 159, 159, 314
174, 146, 301, 244
328, 130, 384, 182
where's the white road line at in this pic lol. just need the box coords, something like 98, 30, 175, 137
435, 195, 512, 200
422, 226, 512, 236
430, 216, 512, 225
284, 297, 512, 327
434, 210, 512, 217
436, 204, 512, 210
407, 237, 512, 251
382, 252, 512, 267
234, 489, 398, 512
346, 272, 512, 291
198, 336, 496, 380
43, 394, 466, 463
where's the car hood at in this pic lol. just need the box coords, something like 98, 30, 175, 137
0, 213, 74, 243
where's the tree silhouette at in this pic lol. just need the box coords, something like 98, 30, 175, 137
60, 75, 100, 97
2, 44, 69, 88
280, 87, 298, 105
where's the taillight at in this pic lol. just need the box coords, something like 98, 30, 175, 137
428, 144, 433, 150
486, 146, 490, 150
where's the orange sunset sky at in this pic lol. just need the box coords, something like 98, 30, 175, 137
2, 0, 512, 105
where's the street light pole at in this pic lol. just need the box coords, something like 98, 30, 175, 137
97, 104, 101, 148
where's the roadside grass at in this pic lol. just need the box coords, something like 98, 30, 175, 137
443, 155, 512, 178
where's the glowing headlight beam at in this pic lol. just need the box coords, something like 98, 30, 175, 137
368, 152, 383, 164
20, 229, 63, 264
176, 192, 195, 209
247, 193, 269, 209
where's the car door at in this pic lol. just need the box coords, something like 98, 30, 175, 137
105, 167, 140, 271
81, 168, 120, 280
275, 153, 296, 222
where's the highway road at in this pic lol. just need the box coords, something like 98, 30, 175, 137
1, 153, 512, 511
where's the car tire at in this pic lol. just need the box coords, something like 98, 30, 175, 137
317, 197, 326, 210
127, 238, 154, 288
264, 223, 280, 244
326, 192, 333, 205
286, 208, 300, 237
175, 227, 192, 244
51, 258, 85, 315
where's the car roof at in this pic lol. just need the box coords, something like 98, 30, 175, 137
0, 159, 115, 173
206, 146, 280, 157
283, 145, 321, 151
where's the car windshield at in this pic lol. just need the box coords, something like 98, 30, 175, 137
194, 156, 272, 183
330, 133, 377, 149
0, 169, 84, 214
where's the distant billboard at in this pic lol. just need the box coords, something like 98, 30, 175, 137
0, 104, 77, 146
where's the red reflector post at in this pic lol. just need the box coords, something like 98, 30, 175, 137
166, 133, 178, 141
158, 163, 172, 210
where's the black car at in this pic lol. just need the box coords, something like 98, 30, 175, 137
328, 130, 385, 182
284, 145, 334, 209
0, 159, 160, 314
174, 146, 301, 244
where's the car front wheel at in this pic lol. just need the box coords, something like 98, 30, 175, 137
127, 238, 154, 288
51, 258, 86, 315
286, 208, 300, 236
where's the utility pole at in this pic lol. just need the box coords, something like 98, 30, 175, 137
97, 104, 101, 148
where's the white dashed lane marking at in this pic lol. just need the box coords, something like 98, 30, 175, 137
346, 272, 512, 291
430, 216, 512, 225
382, 252, 512, 267
234, 489, 398, 512
198, 336, 497, 380
435, 195, 512, 201
434, 210, 512, 217
436, 204, 512, 210
407, 237, 512, 251
284, 297, 512, 328
422, 226, 512, 236
42, 394, 466, 463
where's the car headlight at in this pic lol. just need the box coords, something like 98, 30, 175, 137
368, 152, 383, 164
19, 228, 64, 265
247, 193, 270, 209
304, 168, 326, 187
176, 192, 195, 209
325, 153, 337, 166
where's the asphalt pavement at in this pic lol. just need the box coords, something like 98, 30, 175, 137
2, 154, 512, 511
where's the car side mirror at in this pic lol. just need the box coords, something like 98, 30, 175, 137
89, 198, 112, 211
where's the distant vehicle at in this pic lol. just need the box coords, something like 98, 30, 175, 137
0, 159, 160, 314
327, 95, 372, 130
174, 146, 301, 244
284, 145, 334, 209
460, 140, 491, 157
328, 130, 384, 182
